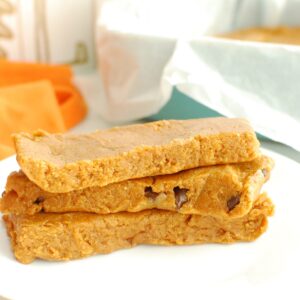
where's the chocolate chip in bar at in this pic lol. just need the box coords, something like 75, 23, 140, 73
33, 196, 45, 205
227, 195, 240, 212
173, 186, 189, 209
144, 187, 159, 200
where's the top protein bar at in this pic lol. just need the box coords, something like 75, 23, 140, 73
13, 118, 260, 193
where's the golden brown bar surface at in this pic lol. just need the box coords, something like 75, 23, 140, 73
3, 194, 274, 264
13, 118, 260, 193
1, 155, 273, 218
219, 26, 300, 45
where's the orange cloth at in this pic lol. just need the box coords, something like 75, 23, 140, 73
0, 144, 14, 158
0, 62, 87, 160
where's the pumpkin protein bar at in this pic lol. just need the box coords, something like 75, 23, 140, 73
3, 193, 274, 264
13, 118, 260, 193
219, 26, 300, 45
0, 155, 273, 218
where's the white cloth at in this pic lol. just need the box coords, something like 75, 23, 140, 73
96, 0, 300, 151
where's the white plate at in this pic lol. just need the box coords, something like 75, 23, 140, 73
0, 149, 299, 300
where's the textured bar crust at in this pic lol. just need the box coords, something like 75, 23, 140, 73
1, 155, 273, 218
13, 118, 260, 192
3, 194, 274, 264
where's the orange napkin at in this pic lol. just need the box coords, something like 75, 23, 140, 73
0, 61, 87, 160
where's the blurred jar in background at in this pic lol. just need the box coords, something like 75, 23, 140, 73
0, 0, 96, 72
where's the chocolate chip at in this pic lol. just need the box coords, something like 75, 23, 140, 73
261, 169, 268, 177
185, 215, 192, 224
227, 195, 240, 211
1, 191, 6, 198
144, 187, 159, 200
33, 196, 45, 205
173, 186, 189, 209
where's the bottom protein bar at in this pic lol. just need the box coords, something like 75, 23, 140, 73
3, 193, 274, 264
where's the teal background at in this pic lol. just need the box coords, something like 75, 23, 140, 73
146, 88, 268, 141
146, 88, 221, 121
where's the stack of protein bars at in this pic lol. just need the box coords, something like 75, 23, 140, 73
0, 118, 274, 264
